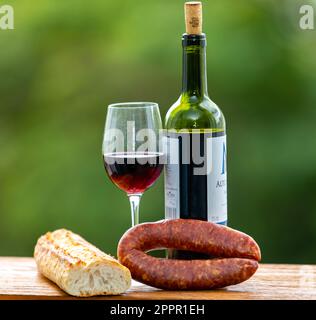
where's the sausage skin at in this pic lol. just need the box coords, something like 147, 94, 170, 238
117, 219, 261, 290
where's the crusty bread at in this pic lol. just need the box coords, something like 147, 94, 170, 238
34, 229, 131, 297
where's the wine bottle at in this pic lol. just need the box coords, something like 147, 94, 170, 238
164, 2, 227, 259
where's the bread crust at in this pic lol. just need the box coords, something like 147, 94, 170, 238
34, 229, 131, 297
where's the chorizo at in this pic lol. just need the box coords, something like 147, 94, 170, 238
117, 219, 261, 290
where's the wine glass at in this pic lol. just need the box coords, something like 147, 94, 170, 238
102, 102, 164, 227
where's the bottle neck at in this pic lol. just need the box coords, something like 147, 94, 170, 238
181, 34, 208, 98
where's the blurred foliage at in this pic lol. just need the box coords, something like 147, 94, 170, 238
0, 0, 315, 263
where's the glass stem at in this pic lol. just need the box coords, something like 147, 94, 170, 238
128, 194, 142, 227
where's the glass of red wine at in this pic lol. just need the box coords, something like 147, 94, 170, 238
102, 102, 164, 226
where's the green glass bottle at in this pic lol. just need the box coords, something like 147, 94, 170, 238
164, 2, 227, 259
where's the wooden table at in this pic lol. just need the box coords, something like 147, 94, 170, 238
0, 257, 315, 300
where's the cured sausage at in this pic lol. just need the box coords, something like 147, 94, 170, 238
117, 219, 261, 290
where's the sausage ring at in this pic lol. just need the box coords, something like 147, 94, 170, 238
117, 219, 261, 290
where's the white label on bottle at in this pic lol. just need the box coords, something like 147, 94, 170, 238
207, 135, 227, 223
164, 133, 227, 224
164, 137, 180, 219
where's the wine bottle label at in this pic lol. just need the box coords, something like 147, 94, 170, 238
164, 131, 227, 224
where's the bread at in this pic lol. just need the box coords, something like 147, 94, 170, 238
34, 229, 131, 297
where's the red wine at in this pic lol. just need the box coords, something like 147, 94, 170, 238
164, 3, 227, 259
103, 152, 164, 194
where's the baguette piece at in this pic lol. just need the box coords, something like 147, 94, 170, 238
34, 229, 131, 297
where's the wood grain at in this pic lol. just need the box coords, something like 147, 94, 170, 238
0, 257, 315, 300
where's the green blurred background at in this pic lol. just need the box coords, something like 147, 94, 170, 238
0, 0, 315, 263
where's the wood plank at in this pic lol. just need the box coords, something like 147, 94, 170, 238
0, 257, 315, 300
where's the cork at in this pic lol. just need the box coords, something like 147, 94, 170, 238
184, 1, 202, 35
